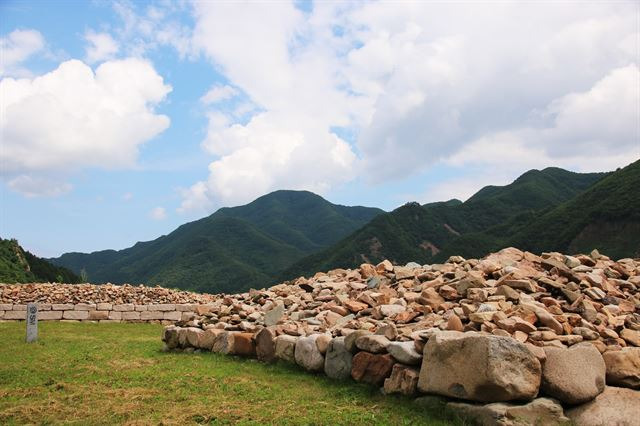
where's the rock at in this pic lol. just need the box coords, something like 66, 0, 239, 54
535, 309, 563, 335
447, 398, 568, 426
351, 352, 395, 385
212, 331, 235, 355
602, 348, 640, 389
621, 328, 640, 347
345, 330, 372, 353
315, 334, 331, 355
541, 343, 605, 404
344, 300, 368, 313
355, 334, 390, 353
373, 304, 405, 319
447, 314, 464, 331
185, 327, 203, 348
232, 332, 256, 357
418, 334, 541, 402
162, 326, 180, 349
197, 328, 221, 350
387, 341, 422, 365
566, 386, 640, 426
324, 336, 352, 380
294, 334, 325, 372
264, 304, 285, 326
255, 327, 276, 362
383, 364, 419, 396
275, 335, 297, 363
375, 323, 398, 340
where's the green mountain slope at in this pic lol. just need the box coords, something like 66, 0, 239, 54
434, 160, 640, 260
0, 238, 81, 284
281, 167, 608, 279
50, 191, 382, 293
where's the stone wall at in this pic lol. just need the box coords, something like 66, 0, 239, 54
0, 303, 214, 322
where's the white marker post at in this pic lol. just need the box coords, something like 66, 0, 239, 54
26, 303, 38, 343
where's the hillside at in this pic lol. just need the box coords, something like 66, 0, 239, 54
0, 238, 81, 284
280, 167, 608, 279
50, 191, 382, 293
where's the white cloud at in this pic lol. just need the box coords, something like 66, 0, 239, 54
0, 29, 45, 77
84, 31, 119, 63
6, 175, 72, 198
200, 84, 238, 105
1, 58, 171, 196
181, 1, 638, 212
149, 206, 167, 220
122, 192, 133, 201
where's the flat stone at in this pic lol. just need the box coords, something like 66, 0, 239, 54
38, 310, 63, 320
121, 311, 140, 320
621, 328, 640, 347
163, 311, 182, 321
3, 310, 26, 319
88, 310, 109, 320
447, 397, 568, 426
275, 335, 297, 363
355, 334, 390, 353
62, 310, 89, 320
108, 311, 122, 320
74, 303, 96, 311
140, 311, 163, 320
345, 330, 372, 353
294, 334, 325, 372
602, 347, 640, 389
387, 341, 422, 365
541, 343, 605, 404
566, 386, 640, 426
324, 336, 353, 380
96, 303, 112, 311
113, 304, 134, 312
264, 304, 285, 326
351, 352, 395, 385
418, 333, 541, 402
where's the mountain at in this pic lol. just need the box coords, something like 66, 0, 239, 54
0, 238, 81, 284
280, 167, 610, 279
50, 191, 383, 293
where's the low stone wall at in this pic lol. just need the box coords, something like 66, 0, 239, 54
0, 303, 214, 322
163, 326, 640, 426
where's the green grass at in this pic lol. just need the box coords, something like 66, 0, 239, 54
0, 322, 455, 425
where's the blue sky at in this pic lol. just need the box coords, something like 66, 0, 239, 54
1, 1, 638, 257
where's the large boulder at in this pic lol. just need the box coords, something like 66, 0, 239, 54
162, 326, 180, 349
232, 332, 256, 357
383, 364, 419, 396
294, 334, 325, 372
197, 328, 222, 350
565, 386, 640, 426
324, 336, 352, 380
602, 348, 640, 389
387, 341, 422, 365
185, 327, 204, 348
351, 352, 395, 385
255, 327, 276, 362
541, 343, 605, 404
447, 398, 568, 426
274, 335, 297, 363
212, 331, 235, 354
417, 334, 541, 402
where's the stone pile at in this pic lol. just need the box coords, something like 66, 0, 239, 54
163, 248, 640, 425
0, 283, 218, 305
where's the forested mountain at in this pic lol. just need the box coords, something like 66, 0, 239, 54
50, 191, 383, 293
0, 238, 81, 284
281, 166, 614, 279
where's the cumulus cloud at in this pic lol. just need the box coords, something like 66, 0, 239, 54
0, 29, 45, 77
200, 84, 238, 105
149, 206, 167, 220
1, 58, 171, 196
84, 31, 119, 63
179, 1, 638, 212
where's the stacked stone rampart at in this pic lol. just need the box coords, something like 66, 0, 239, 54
161, 248, 640, 425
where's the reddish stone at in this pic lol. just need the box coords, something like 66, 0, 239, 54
233, 332, 256, 357
351, 352, 395, 385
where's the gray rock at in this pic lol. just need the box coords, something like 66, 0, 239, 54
264, 304, 285, 326
255, 327, 276, 362
387, 341, 422, 365
447, 397, 568, 426
541, 343, 605, 404
418, 333, 541, 402
294, 334, 325, 372
566, 386, 640, 426
344, 330, 372, 353
274, 335, 297, 363
324, 336, 353, 380
355, 334, 390, 353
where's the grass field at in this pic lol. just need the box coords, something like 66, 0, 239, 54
0, 322, 457, 425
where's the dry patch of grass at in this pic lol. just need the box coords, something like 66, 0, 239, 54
0, 322, 455, 425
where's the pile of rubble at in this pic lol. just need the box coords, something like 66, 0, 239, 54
163, 247, 640, 425
0, 282, 218, 305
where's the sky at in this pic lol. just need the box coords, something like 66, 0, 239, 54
1, 0, 639, 257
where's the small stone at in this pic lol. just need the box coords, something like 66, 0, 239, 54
387, 341, 422, 365
355, 334, 390, 353
315, 334, 332, 355
264, 304, 285, 326
383, 364, 419, 396
344, 330, 372, 353
447, 314, 464, 331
